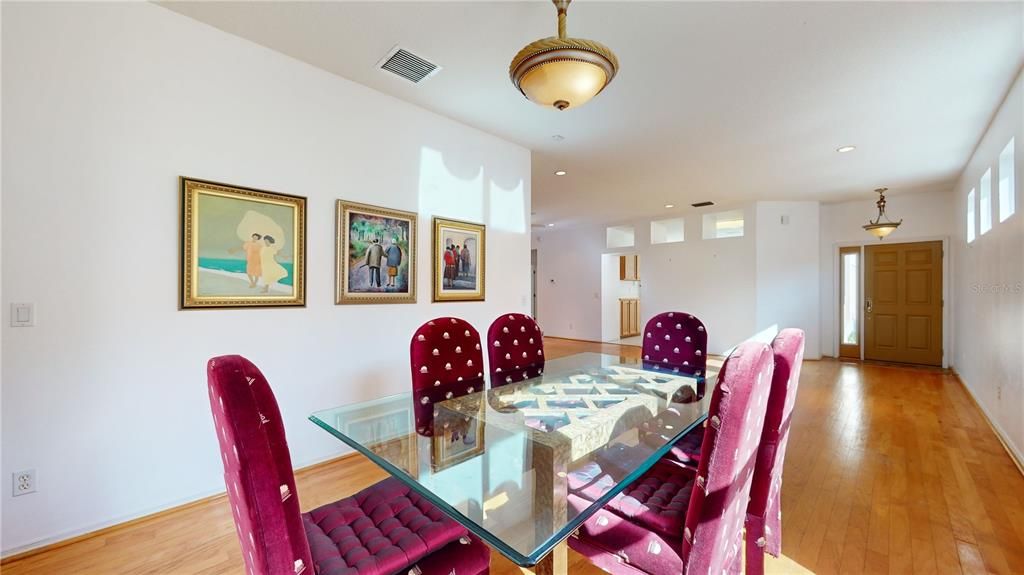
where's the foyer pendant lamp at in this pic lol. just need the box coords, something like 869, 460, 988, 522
509, 0, 618, 111
863, 187, 903, 239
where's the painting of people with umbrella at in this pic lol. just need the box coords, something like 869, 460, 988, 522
336, 200, 417, 304
180, 177, 306, 308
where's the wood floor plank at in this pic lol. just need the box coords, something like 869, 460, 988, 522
3, 340, 1023, 575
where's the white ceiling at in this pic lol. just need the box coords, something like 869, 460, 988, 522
162, 1, 1023, 227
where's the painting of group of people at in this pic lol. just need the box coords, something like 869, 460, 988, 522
441, 239, 475, 289
433, 218, 485, 302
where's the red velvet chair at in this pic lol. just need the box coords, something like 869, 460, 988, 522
486, 313, 544, 387
567, 340, 775, 574
410, 317, 485, 436
207, 355, 490, 575
745, 328, 805, 575
641, 311, 707, 376
640, 311, 709, 466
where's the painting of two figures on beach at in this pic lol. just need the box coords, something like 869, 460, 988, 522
197, 195, 296, 297
181, 178, 305, 308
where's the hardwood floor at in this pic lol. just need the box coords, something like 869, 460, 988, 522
4, 337, 1023, 574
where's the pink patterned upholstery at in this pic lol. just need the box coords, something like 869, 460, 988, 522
568, 341, 775, 574
641, 312, 707, 377
304, 478, 490, 575
486, 313, 544, 386
745, 328, 805, 575
208, 355, 490, 575
207, 355, 314, 575
410, 318, 485, 436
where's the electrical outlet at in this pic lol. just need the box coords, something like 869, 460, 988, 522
997, 386, 1003, 401
12, 470, 36, 497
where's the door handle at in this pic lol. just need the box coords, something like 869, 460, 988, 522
865, 298, 873, 314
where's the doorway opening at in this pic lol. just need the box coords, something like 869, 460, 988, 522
531, 248, 537, 319
600, 253, 641, 344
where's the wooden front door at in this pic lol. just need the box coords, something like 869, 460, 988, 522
864, 241, 943, 366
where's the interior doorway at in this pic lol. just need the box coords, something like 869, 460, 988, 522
600, 253, 641, 343
531, 249, 537, 319
863, 240, 943, 366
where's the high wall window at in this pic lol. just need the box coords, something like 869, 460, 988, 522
702, 210, 744, 239
999, 138, 1015, 222
979, 169, 992, 235
650, 218, 685, 244
967, 188, 976, 243
606, 225, 635, 249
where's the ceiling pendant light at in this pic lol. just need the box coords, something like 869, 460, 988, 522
862, 187, 902, 239
509, 0, 618, 111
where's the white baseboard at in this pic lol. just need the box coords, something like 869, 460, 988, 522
953, 370, 1024, 475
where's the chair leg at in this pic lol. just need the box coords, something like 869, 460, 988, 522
744, 521, 766, 575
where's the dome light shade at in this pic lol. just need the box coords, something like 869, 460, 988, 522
510, 0, 618, 111
862, 187, 902, 240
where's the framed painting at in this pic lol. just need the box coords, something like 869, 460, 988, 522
180, 177, 306, 309
432, 217, 486, 302
336, 201, 417, 304
431, 397, 485, 471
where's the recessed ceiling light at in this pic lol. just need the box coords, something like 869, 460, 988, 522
664, 204, 675, 208
554, 170, 567, 176
546, 223, 555, 227
836, 145, 857, 153
552, 134, 565, 141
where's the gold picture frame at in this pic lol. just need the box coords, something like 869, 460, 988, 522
431, 397, 486, 472
336, 201, 417, 304
180, 177, 306, 309
432, 217, 486, 302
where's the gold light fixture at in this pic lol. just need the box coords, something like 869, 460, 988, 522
862, 187, 902, 239
509, 0, 618, 111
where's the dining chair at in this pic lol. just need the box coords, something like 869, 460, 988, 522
486, 313, 544, 387
206, 355, 490, 575
640, 311, 708, 465
410, 317, 485, 436
567, 340, 775, 574
641, 311, 707, 375
745, 328, 805, 575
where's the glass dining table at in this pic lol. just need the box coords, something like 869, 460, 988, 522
310, 352, 715, 575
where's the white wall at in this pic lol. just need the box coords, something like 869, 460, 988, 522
818, 188, 954, 360
534, 207, 760, 355
952, 68, 1024, 462
0, 2, 531, 555
755, 202, 821, 359
533, 225, 605, 340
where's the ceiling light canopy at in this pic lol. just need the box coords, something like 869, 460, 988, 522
836, 145, 857, 153
863, 187, 902, 239
509, 0, 618, 111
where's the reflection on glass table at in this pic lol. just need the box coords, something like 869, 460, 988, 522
310, 352, 715, 573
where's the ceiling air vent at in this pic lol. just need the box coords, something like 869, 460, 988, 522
691, 201, 715, 208
378, 46, 441, 84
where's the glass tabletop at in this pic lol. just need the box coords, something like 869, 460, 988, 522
309, 352, 715, 567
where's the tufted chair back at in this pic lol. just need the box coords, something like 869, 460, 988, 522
745, 328, 805, 574
680, 341, 774, 574
207, 355, 312, 575
410, 317, 485, 436
641, 312, 707, 377
487, 313, 545, 387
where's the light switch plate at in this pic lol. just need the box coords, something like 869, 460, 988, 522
11, 303, 34, 327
